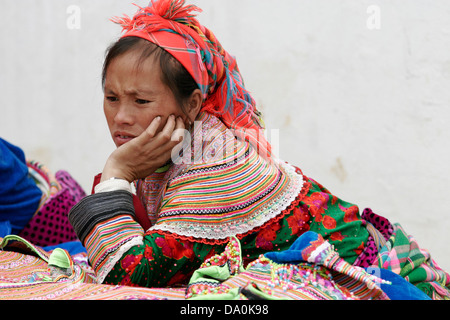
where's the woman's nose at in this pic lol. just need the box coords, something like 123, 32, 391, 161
114, 104, 135, 126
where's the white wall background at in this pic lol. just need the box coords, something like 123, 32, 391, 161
1, 0, 449, 271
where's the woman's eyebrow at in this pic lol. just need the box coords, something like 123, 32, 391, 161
104, 88, 116, 95
103, 87, 157, 96
134, 88, 157, 96
123, 88, 157, 96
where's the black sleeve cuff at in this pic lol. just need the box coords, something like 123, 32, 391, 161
68, 190, 135, 244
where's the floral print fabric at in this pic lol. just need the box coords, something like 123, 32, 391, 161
103, 176, 370, 287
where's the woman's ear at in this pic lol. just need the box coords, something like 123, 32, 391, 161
186, 89, 203, 123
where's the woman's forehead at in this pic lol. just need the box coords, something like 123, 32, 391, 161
109, 49, 160, 74
105, 51, 163, 89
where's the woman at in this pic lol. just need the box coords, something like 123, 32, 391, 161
68, 0, 449, 297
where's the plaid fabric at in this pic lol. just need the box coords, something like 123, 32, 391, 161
111, 0, 271, 158
372, 222, 450, 300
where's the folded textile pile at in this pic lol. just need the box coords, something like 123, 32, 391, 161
187, 231, 431, 300
0, 235, 185, 300
0, 137, 86, 248
0, 228, 438, 300
371, 223, 450, 300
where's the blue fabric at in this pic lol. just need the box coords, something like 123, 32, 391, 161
43, 241, 87, 256
0, 220, 12, 238
0, 138, 42, 235
264, 231, 320, 264
265, 231, 430, 300
365, 267, 431, 300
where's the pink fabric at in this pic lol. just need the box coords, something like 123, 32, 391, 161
18, 170, 86, 247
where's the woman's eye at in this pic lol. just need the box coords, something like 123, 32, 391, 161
136, 99, 150, 105
106, 96, 118, 102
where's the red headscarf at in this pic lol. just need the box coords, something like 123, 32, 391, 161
111, 0, 272, 159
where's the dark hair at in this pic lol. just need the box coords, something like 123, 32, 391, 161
102, 36, 199, 114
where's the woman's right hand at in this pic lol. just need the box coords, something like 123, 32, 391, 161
100, 115, 185, 183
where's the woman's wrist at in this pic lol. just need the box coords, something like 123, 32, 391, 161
95, 177, 132, 194
100, 156, 134, 183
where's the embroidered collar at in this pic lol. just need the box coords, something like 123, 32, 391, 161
137, 112, 308, 244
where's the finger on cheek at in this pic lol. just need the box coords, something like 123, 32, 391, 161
146, 116, 161, 137
161, 115, 176, 135
176, 116, 186, 130
171, 128, 185, 144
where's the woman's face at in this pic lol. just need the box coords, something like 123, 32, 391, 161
103, 50, 186, 147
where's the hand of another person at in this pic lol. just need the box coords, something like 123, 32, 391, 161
101, 115, 185, 183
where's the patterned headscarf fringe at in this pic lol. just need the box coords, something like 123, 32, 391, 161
111, 1, 201, 35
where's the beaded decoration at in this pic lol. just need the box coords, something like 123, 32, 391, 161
246, 255, 355, 299
186, 236, 242, 299
187, 232, 391, 300
199, 236, 242, 273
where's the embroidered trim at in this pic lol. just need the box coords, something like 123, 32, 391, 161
147, 165, 311, 245
150, 160, 303, 241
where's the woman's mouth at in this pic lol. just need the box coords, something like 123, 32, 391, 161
114, 132, 136, 146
